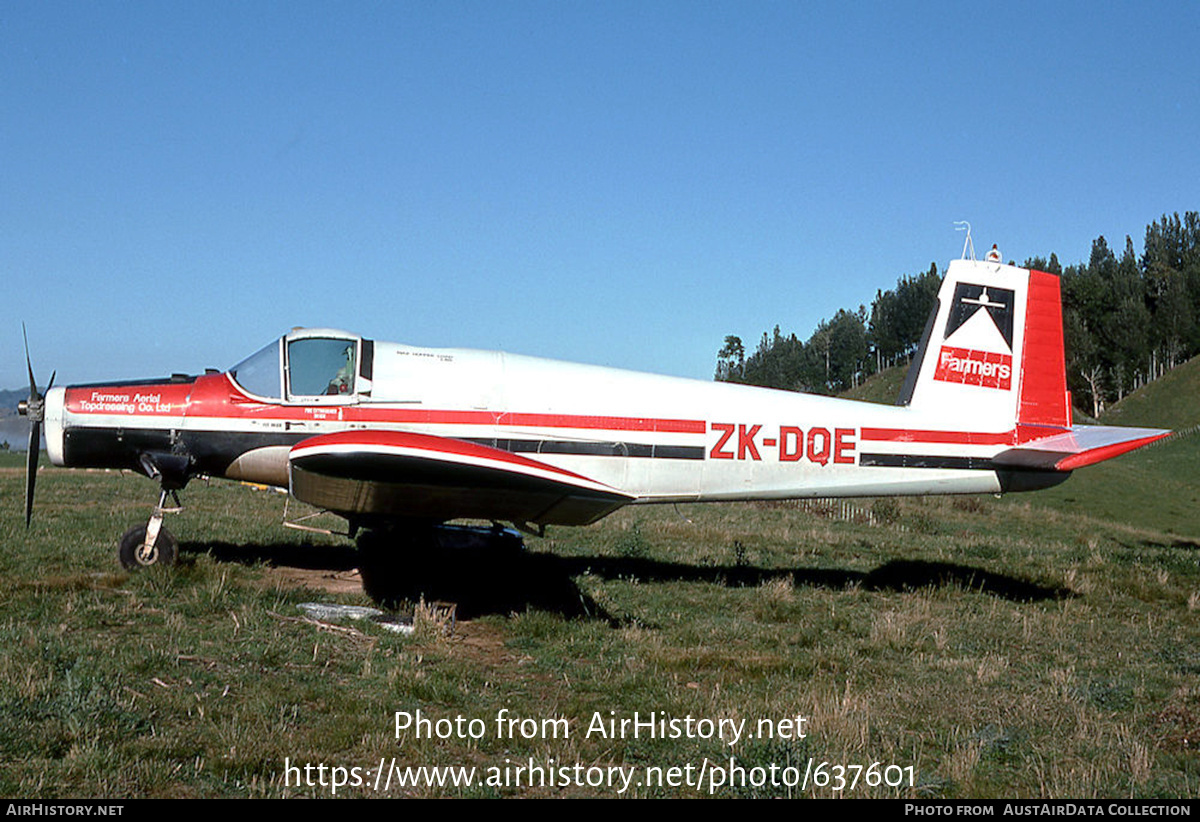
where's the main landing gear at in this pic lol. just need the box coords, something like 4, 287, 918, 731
355, 522, 526, 607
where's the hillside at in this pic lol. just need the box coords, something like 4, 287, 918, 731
1099, 354, 1200, 430
1002, 357, 1200, 539
832, 358, 1200, 538
839, 365, 907, 405
1, 388, 25, 416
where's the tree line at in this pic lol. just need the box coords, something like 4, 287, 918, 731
714, 263, 940, 394
715, 211, 1200, 416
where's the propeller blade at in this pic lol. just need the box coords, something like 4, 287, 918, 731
19, 324, 50, 527
23, 322, 38, 399
25, 420, 40, 527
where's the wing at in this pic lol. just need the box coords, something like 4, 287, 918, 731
993, 425, 1170, 471
288, 430, 634, 526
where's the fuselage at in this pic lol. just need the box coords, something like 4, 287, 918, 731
42, 327, 1059, 507
24, 258, 1172, 567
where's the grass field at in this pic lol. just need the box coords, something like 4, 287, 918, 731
3, 429, 1199, 798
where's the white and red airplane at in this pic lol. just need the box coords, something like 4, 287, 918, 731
21, 257, 1169, 570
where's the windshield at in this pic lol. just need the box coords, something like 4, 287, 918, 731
228, 339, 282, 399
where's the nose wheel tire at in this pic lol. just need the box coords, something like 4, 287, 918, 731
118, 524, 179, 570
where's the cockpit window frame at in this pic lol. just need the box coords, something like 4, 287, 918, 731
283, 333, 365, 406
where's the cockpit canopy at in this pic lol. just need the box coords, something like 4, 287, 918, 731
228, 329, 371, 402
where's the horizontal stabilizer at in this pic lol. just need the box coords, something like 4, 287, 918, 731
993, 425, 1170, 472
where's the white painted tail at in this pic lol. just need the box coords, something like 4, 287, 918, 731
900, 258, 1168, 470
900, 258, 1070, 438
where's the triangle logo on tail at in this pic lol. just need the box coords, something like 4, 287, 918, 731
934, 282, 1016, 390
944, 283, 1015, 349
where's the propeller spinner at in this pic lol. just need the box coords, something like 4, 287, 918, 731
18, 324, 54, 527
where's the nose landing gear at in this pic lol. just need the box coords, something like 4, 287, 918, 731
119, 451, 191, 571
118, 488, 182, 570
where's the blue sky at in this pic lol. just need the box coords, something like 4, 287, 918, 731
4, 1, 1198, 389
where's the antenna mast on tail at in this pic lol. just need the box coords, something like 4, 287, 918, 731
954, 221, 976, 260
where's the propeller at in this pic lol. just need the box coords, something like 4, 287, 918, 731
18, 324, 54, 527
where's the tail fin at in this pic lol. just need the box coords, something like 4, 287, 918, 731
901, 258, 1069, 436
901, 257, 1169, 469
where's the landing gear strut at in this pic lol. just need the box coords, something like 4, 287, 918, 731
119, 459, 187, 570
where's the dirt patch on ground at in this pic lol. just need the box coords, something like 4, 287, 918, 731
262, 563, 514, 663
437, 617, 510, 665
270, 565, 366, 596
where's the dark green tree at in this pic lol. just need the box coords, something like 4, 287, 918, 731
714, 335, 745, 383
825, 308, 870, 392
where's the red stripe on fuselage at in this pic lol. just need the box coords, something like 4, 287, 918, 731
349, 408, 707, 433
69, 374, 708, 435
861, 423, 1073, 447
860, 427, 1016, 446
70, 378, 1075, 450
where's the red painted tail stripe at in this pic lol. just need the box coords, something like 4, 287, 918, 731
1018, 271, 1070, 429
